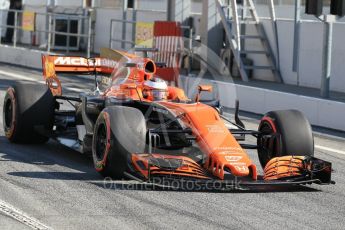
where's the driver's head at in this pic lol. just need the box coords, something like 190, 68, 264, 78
143, 78, 168, 101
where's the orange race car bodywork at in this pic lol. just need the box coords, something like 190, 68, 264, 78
40, 48, 333, 189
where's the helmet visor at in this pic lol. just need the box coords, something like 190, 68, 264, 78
152, 89, 167, 101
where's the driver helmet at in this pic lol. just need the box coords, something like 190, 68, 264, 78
143, 78, 168, 101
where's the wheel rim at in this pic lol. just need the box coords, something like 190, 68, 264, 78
95, 123, 107, 161
258, 121, 278, 165
4, 98, 13, 129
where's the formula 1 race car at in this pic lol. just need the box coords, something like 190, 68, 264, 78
2, 48, 334, 190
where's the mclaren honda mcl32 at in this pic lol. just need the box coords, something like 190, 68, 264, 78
3, 48, 334, 190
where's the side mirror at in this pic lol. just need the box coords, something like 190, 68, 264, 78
195, 85, 213, 103
124, 83, 137, 89
198, 85, 213, 92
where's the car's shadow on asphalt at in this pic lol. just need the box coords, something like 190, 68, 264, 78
0, 136, 103, 181
0, 136, 322, 194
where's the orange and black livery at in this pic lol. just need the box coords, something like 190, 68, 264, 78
3, 48, 334, 190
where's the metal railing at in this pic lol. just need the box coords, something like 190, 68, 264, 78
0, 9, 94, 57
109, 4, 168, 50
109, 18, 136, 49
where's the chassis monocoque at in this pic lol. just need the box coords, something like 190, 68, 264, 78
2, 49, 333, 190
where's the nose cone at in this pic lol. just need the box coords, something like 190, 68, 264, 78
205, 151, 257, 180
225, 164, 250, 177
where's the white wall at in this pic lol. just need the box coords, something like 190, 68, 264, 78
275, 20, 297, 85
23, 0, 87, 7
93, 8, 122, 53
329, 23, 345, 93
23, 0, 48, 6
242, 18, 345, 92
137, 0, 167, 11
0, 10, 6, 38
0, 45, 46, 69
298, 21, 323, 89
54, 0, 83, 7
275, 20, 345, 93
20, 5, 48, 46
242, 4, 345, 93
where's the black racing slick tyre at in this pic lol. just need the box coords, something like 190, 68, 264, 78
92, 106, 146, 179
257, 110, 314, 168
3, 83, 55, 144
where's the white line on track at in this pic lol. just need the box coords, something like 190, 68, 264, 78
315, 145, 345, 156
0, 70, 45, 83
0, 69, 83, 92
0, 200, 52, 230
1, 69, 344, 156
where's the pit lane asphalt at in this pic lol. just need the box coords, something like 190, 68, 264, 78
0, 63, 344, 230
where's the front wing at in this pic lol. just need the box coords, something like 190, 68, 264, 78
127, 154, 334, 191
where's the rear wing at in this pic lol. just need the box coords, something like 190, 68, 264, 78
42, 55, 117, 78
41, 47, 142, 80
42, 49, 119, 96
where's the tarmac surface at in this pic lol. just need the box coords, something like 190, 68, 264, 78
0, 64, 344, 229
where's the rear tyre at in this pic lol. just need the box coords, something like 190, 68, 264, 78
3, 83, 55, 143
257, 110, 314, 168
92, 106, 146, 179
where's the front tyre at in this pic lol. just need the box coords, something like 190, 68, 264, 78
92, 106, 146, 179
257, 110, 314, 168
